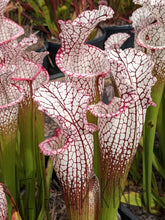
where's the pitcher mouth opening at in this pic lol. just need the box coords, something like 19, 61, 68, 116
39, 128, 72, 156
137, 22, 165, 50
56, 44, 110, 78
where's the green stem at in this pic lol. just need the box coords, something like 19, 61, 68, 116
37, 157, 53, 219
157, 87, 165, 169
88, 75, 102, 183
0, 130, 17, 219
93, 131, 100, 183
143, 78, 165, 212
35, 109, 46, 219
35, 108, 53, 220
100, 169, 128, 220
45, 157, 53, 201
18, 82, 36, 220
100, 180, 122, 220
86, 112, 100, 184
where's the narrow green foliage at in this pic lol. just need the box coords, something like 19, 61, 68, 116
130, 146, 142, 183
143, 79, 165, 213
0, 132, 17, 219
16, 82, 52, 219
152, 153, 165, 179
93, 131, 101, 183
152, 192, 165, 211
157, 88, 165, 169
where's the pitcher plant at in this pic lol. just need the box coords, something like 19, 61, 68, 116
0, 0, 52, 219
131, 0, 165, 213
34, 5, 156, 220
0, 1, 159, 219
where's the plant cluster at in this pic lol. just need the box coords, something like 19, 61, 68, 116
8, 0, 98, 39
0, 0, 52, 219
8, 0, 138, 39
129, 0, 165, 214
0, 0, 165, 220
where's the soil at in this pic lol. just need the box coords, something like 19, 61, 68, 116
123, 204, 165, 220
48, 178, 165, 219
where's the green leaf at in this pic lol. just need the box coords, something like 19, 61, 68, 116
25, 0, 59, 37
121, 191, 156, 208
152, 152, 165, 179
151, 172, 159, 197
152, 192, 165, 210
121, 192, 143, 207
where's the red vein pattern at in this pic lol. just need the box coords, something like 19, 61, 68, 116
0, 0, 24, 45
18, 34, 49, 65
0, 65, 24, 134
130, 6, 155, 33
135, 1, 165, 77
0, 38, 49, 107
89, 48, 156, 198
137, 23, 165, 77
130, 6, 155, 50
56, 6, 114, 103
0, 185, 8, 220
104, 33, 130, 50
34, 81, 97, 208
133, 0, 165, 24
